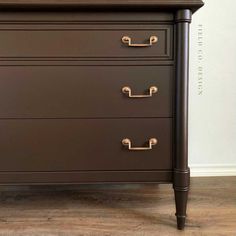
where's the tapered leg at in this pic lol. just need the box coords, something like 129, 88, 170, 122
173, 168, 190, 230
174, 188, 189, 230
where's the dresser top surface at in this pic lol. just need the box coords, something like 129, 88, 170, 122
0, 0, 204, 12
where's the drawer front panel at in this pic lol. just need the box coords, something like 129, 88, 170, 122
0, 66, 173, 118
0, 119, 172, 171
0, 25, 172, 59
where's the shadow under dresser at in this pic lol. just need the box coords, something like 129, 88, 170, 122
0, 0, 204, 230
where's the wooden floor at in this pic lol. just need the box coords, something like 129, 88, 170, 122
0, 177, 235, 236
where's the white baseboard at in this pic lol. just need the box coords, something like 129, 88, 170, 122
190, 164, 236, 177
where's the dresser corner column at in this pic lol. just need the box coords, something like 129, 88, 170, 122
173, 9, 192, 230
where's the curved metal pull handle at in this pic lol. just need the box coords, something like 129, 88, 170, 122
122, 86, 158, 98
122, 36, 158, 47
122, 138, 158, 151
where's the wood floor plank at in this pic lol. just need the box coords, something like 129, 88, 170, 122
0, 177, 235, 235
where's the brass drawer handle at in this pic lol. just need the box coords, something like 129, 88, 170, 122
122, 138, 158, 151
121, 36, 158, 47
122, 86, 158, 98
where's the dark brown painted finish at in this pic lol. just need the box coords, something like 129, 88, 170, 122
0, 0, 204, 13
173, 9, 191, 230
0, 66, 173, 118
0, 118, 172, 172
0, 11, 174, 23
0, 0, 203, 230
0, 171, 172, 185
0, 25, 172, 60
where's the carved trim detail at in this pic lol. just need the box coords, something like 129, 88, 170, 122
173, 167, 190, 189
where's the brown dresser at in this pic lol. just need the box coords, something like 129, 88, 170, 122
0, 0, 203, 230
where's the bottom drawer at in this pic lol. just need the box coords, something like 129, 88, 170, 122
0, 119, 172, 172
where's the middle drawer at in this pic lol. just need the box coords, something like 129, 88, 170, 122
0, 65, 173, 118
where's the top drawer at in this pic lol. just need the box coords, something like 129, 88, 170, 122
0, 24, 173, 60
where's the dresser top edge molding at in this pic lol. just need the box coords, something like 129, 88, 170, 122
0, 0, 204, 13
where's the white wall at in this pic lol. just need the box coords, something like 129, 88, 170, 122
189, 0, 236, 176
